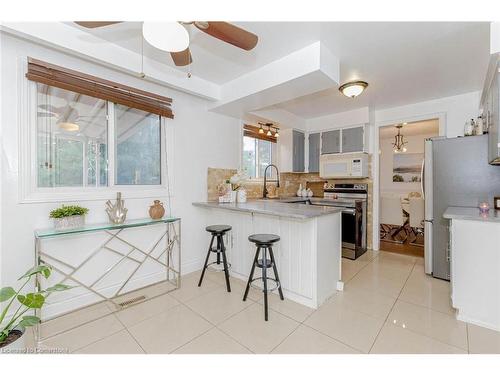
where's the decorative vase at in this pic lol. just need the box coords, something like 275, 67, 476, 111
307, 188, 313, 198
0, 325, 25, 354
301, 189, 308, 197
105, 192, 128, 224
53, 215, 85, 230
230, 190, 237, 203
237, 189, 247, 203
297, 184, 303, 197
149, 200, 165, 219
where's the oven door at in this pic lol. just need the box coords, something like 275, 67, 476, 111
341, 207, 362, 259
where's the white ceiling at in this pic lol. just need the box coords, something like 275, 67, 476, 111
70, 22, 490, 119
379, 119, 439, 139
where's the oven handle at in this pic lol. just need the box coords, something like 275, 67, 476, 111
342, 208, 356, 214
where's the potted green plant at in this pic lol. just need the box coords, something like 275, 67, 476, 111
0, 265, 72, 353
49, 205, 89, 230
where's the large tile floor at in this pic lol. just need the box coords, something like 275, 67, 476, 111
35, 251, 500, 354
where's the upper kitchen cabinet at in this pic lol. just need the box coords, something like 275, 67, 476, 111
279, 128, 305, 172
293, 130, 305, 172
342, 126, 365, 153
308, 132, 321, 172
320, 125, 366, 154
321, 129, 341, 154
481, 53, 500, 164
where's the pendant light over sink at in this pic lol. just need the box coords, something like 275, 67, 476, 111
339, 80, 368, 98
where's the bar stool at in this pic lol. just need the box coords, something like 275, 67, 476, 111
243, 234, 284, 321
198, 225, 232, 292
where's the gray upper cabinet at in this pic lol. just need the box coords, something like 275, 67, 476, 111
293, 130, 305, 172
342, 126, 364, 153
321, 129, 341, 154
308, 132, 320, 172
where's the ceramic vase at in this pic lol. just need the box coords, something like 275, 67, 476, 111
149, 200, 165, 219
237, 189, 247, 203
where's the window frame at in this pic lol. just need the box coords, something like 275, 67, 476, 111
19, 68, 174, 204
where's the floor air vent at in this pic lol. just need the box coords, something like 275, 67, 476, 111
117, 295, 146, 307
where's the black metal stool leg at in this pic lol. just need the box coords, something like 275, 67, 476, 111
243, 246, 260, 301
216, 236, 221, 265
198, 234, 215, 287
220, 235, 231, 292
269, 247, 284, 300
262, 246, 269, 321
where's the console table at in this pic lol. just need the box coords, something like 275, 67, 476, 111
33, 217, 181, 345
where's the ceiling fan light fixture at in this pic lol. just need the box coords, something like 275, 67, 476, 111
142, 22, 189, 52
339, 81, 368, 98
58, 122, 80, 132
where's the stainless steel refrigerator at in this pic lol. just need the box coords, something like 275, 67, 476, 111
423, 135, 500, 280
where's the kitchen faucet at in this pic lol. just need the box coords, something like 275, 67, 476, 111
263, 164, 280, 199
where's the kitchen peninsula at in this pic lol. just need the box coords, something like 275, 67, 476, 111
192, 200, 343, 309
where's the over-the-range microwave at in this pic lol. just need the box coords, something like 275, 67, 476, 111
319, 153, 369, 179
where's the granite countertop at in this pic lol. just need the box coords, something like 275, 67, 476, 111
443, 206, 500, 223
192, 199, 343, 220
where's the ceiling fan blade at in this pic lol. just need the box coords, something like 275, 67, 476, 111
170, 48, 193, 66
74, 22, 122, 29
195, 22, 258, 51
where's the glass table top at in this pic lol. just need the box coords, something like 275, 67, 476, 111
35, 217, 180, 238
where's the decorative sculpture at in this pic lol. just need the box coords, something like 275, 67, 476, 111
105, 192, 128, 224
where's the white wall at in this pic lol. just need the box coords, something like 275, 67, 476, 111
375, 91, 481, 138
379, 132, 437, 195
0, 33, 240, 316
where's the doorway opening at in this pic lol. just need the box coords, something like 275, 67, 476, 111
378, 118, 439, 258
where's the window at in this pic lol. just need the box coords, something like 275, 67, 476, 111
242, 136, 273, 179
35, 83, 164, 189
36, 83, 108, 188
115, 104, 161, 185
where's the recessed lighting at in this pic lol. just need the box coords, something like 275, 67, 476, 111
339, 81, 368, 98
142, 22, 189, 52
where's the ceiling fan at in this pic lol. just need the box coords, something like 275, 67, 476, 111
74, 21, 258, 67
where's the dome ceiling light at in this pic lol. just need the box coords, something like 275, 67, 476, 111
142, 22, 190, 52
339, 80, 368, 98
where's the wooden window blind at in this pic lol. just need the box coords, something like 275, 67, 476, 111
243, 124, 277, 143
26, 57, 173, 119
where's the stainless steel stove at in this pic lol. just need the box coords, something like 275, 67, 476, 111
323, 183, 368, 260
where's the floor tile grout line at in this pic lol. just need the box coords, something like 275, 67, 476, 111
466, 323, 470, 354
367, 257, 417, 353
298, 323, 364, 354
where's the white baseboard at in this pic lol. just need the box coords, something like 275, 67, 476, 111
456, 313, 500, 332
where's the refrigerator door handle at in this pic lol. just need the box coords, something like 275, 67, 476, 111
420, 158, 425, 199
424, 219, 434, 223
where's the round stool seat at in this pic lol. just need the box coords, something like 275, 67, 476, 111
248, 234, 280, 245
206, 225, 232, 234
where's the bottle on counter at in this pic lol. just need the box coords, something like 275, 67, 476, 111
474, 116, 484, 135
464, 119, 474, 136
297, 184, 303, 197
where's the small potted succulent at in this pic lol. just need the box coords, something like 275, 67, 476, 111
0, 265, 72, 353
49, 205, 89, 230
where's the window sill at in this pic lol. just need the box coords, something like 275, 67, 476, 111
20, 186, 172, 204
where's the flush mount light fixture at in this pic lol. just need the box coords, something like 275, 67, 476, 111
339, 80, 368, 98
392, 124, 408, 153
58, 122, 80, 132
142, 22, 189, 52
